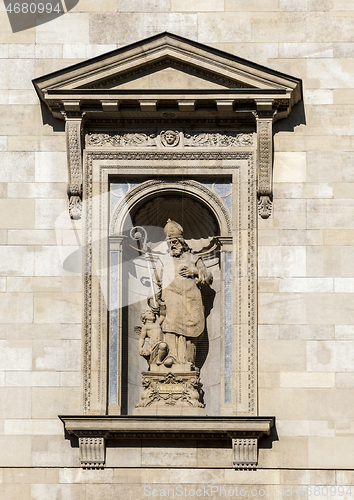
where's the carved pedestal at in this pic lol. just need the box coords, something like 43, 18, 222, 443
134, 370, 206, 416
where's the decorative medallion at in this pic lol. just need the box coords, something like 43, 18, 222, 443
160, 130, 180, 147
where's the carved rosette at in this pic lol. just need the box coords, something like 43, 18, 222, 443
64, 113, 85, 220
254, 104, 277, 219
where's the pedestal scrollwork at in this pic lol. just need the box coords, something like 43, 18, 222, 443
62, 110, 86, 220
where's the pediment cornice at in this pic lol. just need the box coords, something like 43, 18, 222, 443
33, 32, 302, 122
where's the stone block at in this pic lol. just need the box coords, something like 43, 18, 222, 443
90, 13, 143, 44
305, 293, 354, 325
59, 371, 81, 387
307, 340, 354, 372
3, 467, 59, 484
0, 199, 34, 228
7, 277, 61, 293
141, 440, 197, 467
8, 90, 38, 105
31, 436, 79, 467
307, 246, 354, 277
8, 135, 66, 153
280, 372, 335, 388
280, 469, 335, 485
59, 467, 114, 483
0, 340, 32, 371
0, 436, 31, 467
35, 152, 68, 183
171, 0, 224, 11
334, 278, 354, 292
212, 42, 278, 64
31, 387, 81, 418
0, 484, 30, 500
0, 152, 34, 182
0, 106, 39, 137
5, 371, 60, 387
335, 325, 354, 340
279, 278, 333, 293
259, 340, 307, 372
260, 388, 309, 420
0, 246, 34, 276
336, 373, 354, 387
279, 42, 334, 58
34, 292, 82, 323
0, 60, 35, 90
273, 152, 306, 183
31, 484, 85, 500
259, 293, 306, 325
279, 324, 335, 340
279, 229, 323, 246
274, 182, 333, 199
304, 89, 333, 104
34, 246, 64, 277
4, 419, 62, 435
106, 442, 142, 468
258, 246, 306, 278
0, 293, 33, 323
71, 0, 117, 11
36, 14, 89, 44
198, 13, 251, 43
308, 199, 354, 230
262, 199, 307, 230
34, 339, 81, 371
309, 437, 354, 469
119, 0, 171, 11
35, 199, 67, 229
35, 44, 63, 59
8, 230, 57, 245
0, 387, 31, 418
259, 436, 308, 468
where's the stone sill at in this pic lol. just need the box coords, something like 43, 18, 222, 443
59, 415, 275, 470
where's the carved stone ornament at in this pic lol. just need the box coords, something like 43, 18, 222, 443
62, 112, 86, 220
258, 195, 272, 219
160, 129, 180, 147
86, 130, 253, 149
60, 416, 275, 470
79, 436, 105, 469
232, 437, 258, 470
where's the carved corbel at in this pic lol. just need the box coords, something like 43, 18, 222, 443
228, 432, 261, 470
62, 110, 86, 220
254, 101, 277, 219
79, 436, 106, 469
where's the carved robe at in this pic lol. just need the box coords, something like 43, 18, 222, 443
159, 251, 210, 338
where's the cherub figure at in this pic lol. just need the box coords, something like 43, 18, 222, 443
135, 310, 168, 367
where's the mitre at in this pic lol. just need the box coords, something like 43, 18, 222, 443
164, 219, 183, 238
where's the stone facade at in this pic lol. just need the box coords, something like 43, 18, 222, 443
1, 1, 354, 498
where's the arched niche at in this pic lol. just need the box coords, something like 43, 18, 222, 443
108, 180, 232, 415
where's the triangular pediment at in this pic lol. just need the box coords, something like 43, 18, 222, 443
34, 32, 301, 95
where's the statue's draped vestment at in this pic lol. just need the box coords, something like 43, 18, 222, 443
159, 252, 205, 338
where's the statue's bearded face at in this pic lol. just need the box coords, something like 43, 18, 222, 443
169, 237, 183, 257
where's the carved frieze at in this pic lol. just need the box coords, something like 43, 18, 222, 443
85, 130, 254, 149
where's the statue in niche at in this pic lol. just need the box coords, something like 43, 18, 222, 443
158, 219, 213, 367
133, 219, 213, 412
